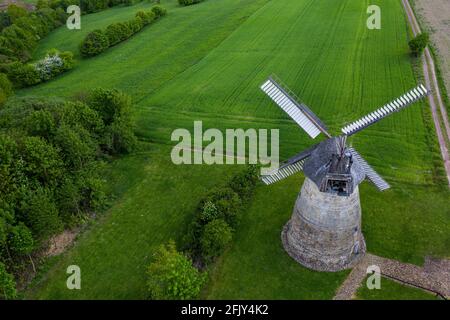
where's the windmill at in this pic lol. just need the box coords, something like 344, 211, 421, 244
260, 76, 430, 271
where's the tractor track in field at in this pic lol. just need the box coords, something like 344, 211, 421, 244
402, 0, 450, 187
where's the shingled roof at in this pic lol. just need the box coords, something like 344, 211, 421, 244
303, 137, 366, 193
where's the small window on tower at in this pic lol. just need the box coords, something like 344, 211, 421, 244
327, 180, 349, 196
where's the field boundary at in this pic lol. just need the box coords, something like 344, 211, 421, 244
401, 0, 450, 187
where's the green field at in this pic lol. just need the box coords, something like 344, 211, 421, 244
356, 276, 440, 300
20, 0, 450, 299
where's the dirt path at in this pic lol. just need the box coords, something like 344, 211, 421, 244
414, 0, 450, 105
402, 0, 450, 187
44, 228, 79, 257
333, 254, 450, 300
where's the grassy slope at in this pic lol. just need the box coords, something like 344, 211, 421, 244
356, 276, 439, 300
21, 0, 449, 299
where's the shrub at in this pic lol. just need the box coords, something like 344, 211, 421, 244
24, 109, 56, 138
79, 29, 109, 57
54, 123, 97, 169
8, 223, 34, 256
22, 136, 64, 186
136, 10, 155, 25
106, 117, 137, 154
147, 241, 206, 300
202, 187, 242, 228
199, 200, 220, 223
58, 50, 75, 70
34, 53, 63, 81
0, 12, 11, 32
0, 73, 13, 106
105, 23, 125, 46
7, 5, 28, 23
128, 17, 144, 34
152, 5, 167, 17
6, 62, 40, 88
178, 0, 203, 7
229, 165, 259, 200
409, 33, 429, 57
200, 219, 233, 262
0, 262, 16, 300
18, 187, 63, 242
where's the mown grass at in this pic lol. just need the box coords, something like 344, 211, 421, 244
356, 276, 440, 300
21, 0, 450, 299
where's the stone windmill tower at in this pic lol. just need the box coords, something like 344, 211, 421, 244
260, 76, 430, 272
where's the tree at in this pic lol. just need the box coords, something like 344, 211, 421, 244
87, 88, 131, 125
87, 88, 136, 154
0, 261, 16, 300
147, 241, 206, 300
8, 223, 36, 273
24, 109, 56, 139
200, 219, 233, 262
409, 33, 429, 57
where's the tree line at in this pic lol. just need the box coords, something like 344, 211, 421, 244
0, 88, 136, 299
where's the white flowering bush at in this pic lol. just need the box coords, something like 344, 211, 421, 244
34, 49, 75, 82
35, 54, 64, 81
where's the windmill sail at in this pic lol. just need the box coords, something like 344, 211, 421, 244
349, 148, 390, 191
261, 77, 330, 139
341, 84, 430, 136
261, 146, 316, 185
261, 160, 306, 185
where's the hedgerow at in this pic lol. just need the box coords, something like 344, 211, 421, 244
184, 166, 259, 261
1, 49, 75, 88
147, 166, 259, 299
80, 6, 167, 58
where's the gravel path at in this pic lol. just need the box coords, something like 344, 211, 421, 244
402, 0, 450, 187
333, 254, 450, 300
